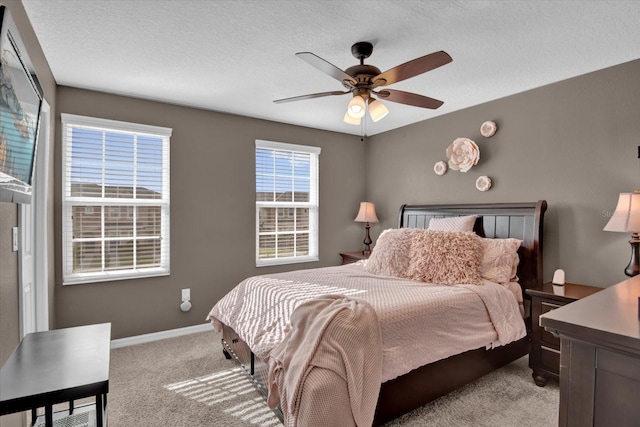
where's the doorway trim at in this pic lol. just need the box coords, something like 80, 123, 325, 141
18, 100, 50, 337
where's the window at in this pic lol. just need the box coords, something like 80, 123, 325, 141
61, 114, 171, 284
255, 140, 320, 266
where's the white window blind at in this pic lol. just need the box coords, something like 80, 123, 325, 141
61, 114, 171, 284
255, 140, 320, 267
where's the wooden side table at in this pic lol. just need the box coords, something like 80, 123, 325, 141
339, 251, 370, 265
526, 282, 602, 386
0, 323, 111, 427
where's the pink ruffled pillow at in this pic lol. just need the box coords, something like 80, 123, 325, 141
478, 238, 523, 284
406, 230, 481, 285
365, 228, 483, 285
427, 215, 477, 232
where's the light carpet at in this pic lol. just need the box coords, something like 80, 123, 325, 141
107, 330, 559, 426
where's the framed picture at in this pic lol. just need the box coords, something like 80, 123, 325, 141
0, 5, 43, 203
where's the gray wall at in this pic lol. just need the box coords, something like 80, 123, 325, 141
0, 1, 56, 426
0, 205, 20, 427
366, 58, 640, 287
54, 86, 367, 339
47, 58, 640, 340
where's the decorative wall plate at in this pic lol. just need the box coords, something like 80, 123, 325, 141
480, 121, 497, 137
433, 161, 448, 175
476, 175, 492, 191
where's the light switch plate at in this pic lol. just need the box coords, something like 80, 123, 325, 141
12, 227, 18, 252
181, 288, 190, 302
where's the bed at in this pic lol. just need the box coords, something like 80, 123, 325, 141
208, 201, 547, 425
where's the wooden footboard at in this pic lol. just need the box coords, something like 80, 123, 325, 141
373, 336, 529, 425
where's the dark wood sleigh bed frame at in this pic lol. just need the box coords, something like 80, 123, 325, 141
220, 200, 547, 425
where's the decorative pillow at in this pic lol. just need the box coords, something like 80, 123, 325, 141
505, 281, 525, 317
510, 253, 520, 281
478, 238, 523, 284
406, 230, 481, 285
427, 215, 477, 232
364, 228, 415, 277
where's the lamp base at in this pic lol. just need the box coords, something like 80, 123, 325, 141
362, 222, 372, 254
625, 234, 640, 277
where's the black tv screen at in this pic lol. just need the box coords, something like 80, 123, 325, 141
0, 5, 43, 204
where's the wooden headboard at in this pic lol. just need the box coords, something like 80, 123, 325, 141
398, 201, 547, 291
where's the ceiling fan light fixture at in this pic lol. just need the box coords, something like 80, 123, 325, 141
276, 43, 452, 125
347, 95, 366, 118
343, 111, 361, 125
368, 98, 389, 122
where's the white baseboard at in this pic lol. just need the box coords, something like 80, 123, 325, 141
111, 323, 213, 349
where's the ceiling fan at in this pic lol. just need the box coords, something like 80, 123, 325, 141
274, 41, 452, 125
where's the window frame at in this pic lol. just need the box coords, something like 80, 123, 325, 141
255, 139, 320, 267
61, 113, 171, 285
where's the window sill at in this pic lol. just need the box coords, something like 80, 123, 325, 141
63, 268, 170, 285
256, 256, 319, 268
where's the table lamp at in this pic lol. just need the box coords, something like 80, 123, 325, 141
604, 191, 640, 277
354, 202, 379, 255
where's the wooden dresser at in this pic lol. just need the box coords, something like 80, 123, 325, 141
526, 281, 602, 386
541, 275, 640, 427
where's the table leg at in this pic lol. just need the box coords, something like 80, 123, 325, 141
69, 399, 74, 415
44, 404, 53, 427
31, 408, 37, 426
103, 393, 108, 426
96, 394, 104, 427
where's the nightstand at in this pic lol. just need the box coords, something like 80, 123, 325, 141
339, 251, 370, 265
526, 281, 602, 387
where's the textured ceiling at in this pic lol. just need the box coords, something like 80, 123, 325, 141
21, 0, 640, 136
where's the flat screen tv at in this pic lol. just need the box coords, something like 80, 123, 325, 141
0, 5, 43, 204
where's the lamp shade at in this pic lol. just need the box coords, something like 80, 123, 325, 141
604, 192, 640, 232
354, 202, 379, 223
347, 95, 366, 119
368, 99, 389, 122
343, 112, 361, 126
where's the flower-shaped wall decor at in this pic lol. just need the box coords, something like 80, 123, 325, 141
475, 176, 492, 191
433, 161, 448, 176
446, 137, 480, 173
480, 121, 497, 137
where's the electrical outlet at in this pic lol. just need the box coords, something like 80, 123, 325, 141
181, 288, 190, 302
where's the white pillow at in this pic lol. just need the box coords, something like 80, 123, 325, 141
427, 215, 477, 232
510, 252, 520, 281
478, 237, 523, 284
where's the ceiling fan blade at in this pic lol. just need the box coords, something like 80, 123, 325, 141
296, 52, 357, 87
372, 51, 452, 86
376, 89, 444, 109
274, 90, 350, 104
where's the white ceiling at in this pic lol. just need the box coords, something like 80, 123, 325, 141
21, 0, 640, 137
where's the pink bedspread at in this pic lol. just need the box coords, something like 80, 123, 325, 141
207, 263, 526, 382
